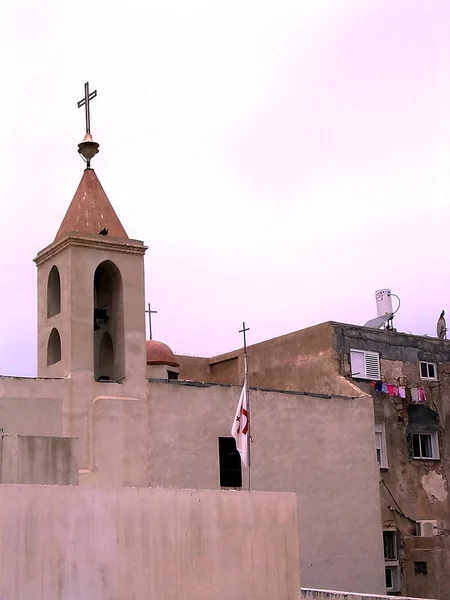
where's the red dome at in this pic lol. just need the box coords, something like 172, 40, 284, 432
146, 340, 179, 367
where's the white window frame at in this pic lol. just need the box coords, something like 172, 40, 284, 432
375, 424, 389, 469
350, 349, 380, 380
419, 361, 438, 381
411, 431, 439, 460
385, 564, 400, 593
383, 530, 397, 560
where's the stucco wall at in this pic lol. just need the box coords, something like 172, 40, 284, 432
334, 323, 450, 600
0, 376, 64, 436
177, 323, 365, 397
147, 380, 385, 595
0, 434, 78, 485
0, 485, 299, 600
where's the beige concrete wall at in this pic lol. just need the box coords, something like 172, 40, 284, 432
175, 355, 211, 381
301, 589, 437, 600
79, 394, 149, 487
0, 434, 78, 485
177, 322, 364, 397
0, 485, 299, 600
403, 537, 450, 600
0, 377, 64, 436
147, 380, 385, 595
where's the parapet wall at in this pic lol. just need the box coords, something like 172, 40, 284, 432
0, 485, 299, 600
301, 588, 437, 600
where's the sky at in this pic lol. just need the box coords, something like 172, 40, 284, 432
0, 0, 450, 376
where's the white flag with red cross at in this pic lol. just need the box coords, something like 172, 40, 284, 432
231, 381, 249, 467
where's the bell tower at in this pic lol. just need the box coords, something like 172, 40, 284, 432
34, 82, 147, 383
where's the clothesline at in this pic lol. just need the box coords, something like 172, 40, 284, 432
371, 380, 427, 404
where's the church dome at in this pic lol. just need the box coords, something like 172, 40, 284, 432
146, 340, 179, 367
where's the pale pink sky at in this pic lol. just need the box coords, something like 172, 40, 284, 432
0, 0, 449, 376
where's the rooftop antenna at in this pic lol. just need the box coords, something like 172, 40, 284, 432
437, 310, 447, 340
364, 289, 401, 330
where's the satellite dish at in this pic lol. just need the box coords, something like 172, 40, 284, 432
437, 310, 447, 340
364, 314, 394, 329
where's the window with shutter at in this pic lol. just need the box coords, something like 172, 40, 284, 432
365, 351, 381, 379
350, 349, 380, 380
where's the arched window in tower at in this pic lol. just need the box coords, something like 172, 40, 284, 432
47, 266, 61, 318
98, 332, 114, 381
93, 261, 124, 382
47, 328, 61, 365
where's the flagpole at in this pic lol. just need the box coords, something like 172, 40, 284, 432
239, 321, 251, 492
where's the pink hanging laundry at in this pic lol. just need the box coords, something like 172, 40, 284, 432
398, 387, 406, 399
418, 387, 427, 402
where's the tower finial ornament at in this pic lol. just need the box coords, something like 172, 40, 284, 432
77, 82, 99, 168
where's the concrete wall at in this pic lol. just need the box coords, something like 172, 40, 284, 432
176, 322, 365, 397
0, 485, 299, 600
301, 589, 437, 600
334, 323, 450, 599
147, 380, 385, 595
0, 434, 78, 485
0, 376, 64, 436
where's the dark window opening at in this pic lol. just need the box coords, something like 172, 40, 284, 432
47, 266, 61, 318
414, 561, 428, 575
47, 328, 61, 366
385, 568, 393, 589
93, 261, 124, 382
168, 370, 179, 380
383, 531, 397, 560
218, 437, 242, 488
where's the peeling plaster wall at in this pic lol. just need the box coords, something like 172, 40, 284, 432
333, 323, 450, 600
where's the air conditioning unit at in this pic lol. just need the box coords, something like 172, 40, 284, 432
416, 520, 439, 537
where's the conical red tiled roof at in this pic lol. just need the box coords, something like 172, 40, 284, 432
55, 169, 128, 240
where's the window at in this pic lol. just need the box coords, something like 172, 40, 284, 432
375, 424, 389, 469
218, 437, 242, 488
414, 561, 428, 575
47, 265, 61, 318
420, 361, 437, 380
385, 566, 400, 593
47, 328, 61, 366
350, 349, 380, 380
383, 531, 397, 560
412, 432, 439, 460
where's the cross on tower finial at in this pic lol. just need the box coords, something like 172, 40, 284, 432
77, 82, 100, 168
77, 82, 97, 135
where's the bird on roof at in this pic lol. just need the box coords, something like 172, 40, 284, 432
99, 228, 109, 236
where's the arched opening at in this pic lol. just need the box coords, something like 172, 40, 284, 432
98, 332, 114, 381
47, 328, 61, 365
47, 266, 61, 318
93, 260, 124, 381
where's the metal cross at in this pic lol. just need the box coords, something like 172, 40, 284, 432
239, 321, 250, 353
77, 82, 97, 135
145, 303, 158, 340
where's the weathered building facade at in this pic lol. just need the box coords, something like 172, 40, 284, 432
178, 322, 450, 598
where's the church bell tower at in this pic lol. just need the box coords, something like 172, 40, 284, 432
34, 83, 147, 383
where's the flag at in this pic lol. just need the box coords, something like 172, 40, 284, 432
231, 381, 249, 466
